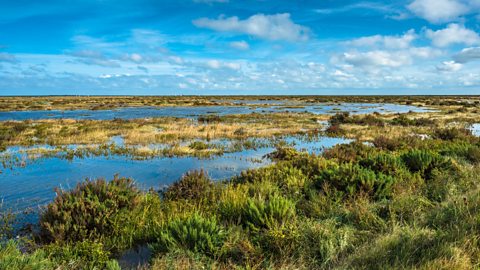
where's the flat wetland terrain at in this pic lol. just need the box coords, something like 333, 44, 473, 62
1, 95, 480, 269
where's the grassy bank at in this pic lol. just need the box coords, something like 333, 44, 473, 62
1, 125, 480, 269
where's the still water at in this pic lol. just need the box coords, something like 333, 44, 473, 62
0, 136, 350, 212
0, 103, 431, 121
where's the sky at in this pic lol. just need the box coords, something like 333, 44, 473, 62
1, 0, 480, 95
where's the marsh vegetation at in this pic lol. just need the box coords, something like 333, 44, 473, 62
1, 95, 480, 269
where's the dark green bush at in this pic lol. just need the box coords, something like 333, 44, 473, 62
150, 213, 225, 257
315, 163, 396, 199
163, 170, 214, 201
390, 115, 435, 126
400, 150, 445, 178
359, 152, 406, 176
39, 176, 140, 243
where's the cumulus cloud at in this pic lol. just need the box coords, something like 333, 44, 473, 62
407, 0, 469, 23
437, 61, 463, 71
331, 46, 442, 73
230, 40, 250, 50
0, 52, 17, 63
193, 13, 309, 41
347, 30, 417, 49
426, 24, 480, 47
453, 47, 480, 63
339, 51, 412, 68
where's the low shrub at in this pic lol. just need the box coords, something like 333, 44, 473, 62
433, 127, 471, 141
236, 164, 308, 197
218, 185, 248, 224
150, 213, 226, 257
323, 142, 374, 163
241, 195, 296, 231
400, 149, 446, 178
162, 170, 214, 201
39, 175, 140, 243
315, 163, 396, 199
46, 240, 120, 270
329, 112, 350, 125
359, 152, 406, 176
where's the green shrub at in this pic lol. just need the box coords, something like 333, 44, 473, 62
265, 147, 300, 161
218, 185, 248, 224
150, 213, 226, 257
390, 115, 435, 126
315, 163, 395, 199
400, 150, 445, 178
39, 175, 140, 243
242, 195, 295, 231
359, 152, 405, 176
0, 241, 55, 270
323, 142, 374, 163
236, 164, 308, 197
162, 170, 214, 201
46, 240, 120, 270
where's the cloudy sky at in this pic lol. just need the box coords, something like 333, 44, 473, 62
1, 0, 480, 95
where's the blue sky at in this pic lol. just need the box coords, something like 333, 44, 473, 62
1, 0, 480, 95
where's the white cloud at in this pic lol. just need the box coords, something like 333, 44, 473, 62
426, 24, 480, 47
437, 61, 463, 71
337, 51, 412, 68
206, 59, 221, 69
407, 0, 469, 23
347, 30, 417, 49
230, 40, 250, 50
193, 13, 309, 41
453, 47, 480, 63
204, 59, 241, 70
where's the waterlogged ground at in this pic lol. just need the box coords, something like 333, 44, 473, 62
0, 136, 350, 212
0, 101, 429, 216
0, 103, 432, 121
